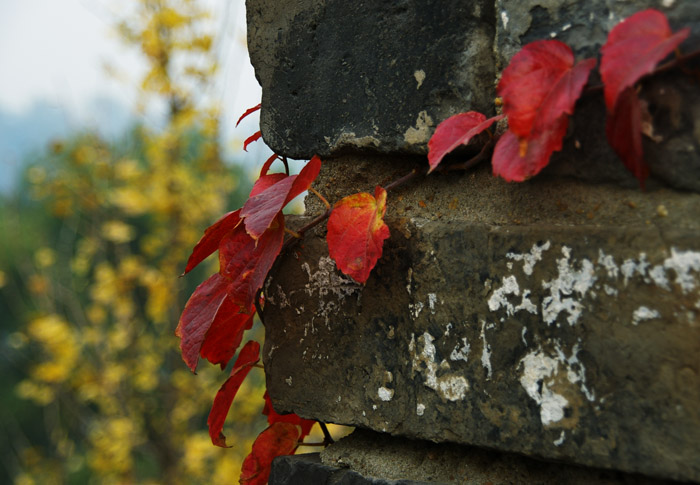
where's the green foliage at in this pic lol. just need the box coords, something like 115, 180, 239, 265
0, 1, 269, 483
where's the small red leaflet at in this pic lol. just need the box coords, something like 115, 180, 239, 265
427, 112, 504, 173
207, 340, 260, 447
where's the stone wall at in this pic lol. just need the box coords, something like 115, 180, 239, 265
247, 0, 700, 482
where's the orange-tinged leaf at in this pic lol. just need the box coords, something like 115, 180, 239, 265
244, 131, 262, 151
427, 112, 504, 173
492, 116, 569, 182
327, 186, 390, 283
181, 210, 241, 276
219, 212, 285, 310
236, 103, 261, 127
497, 40, 595, 139
207, 340, 260, 447
176, 273, 233, 372
240, 422, 300, 485
601, 9, 689, 112
263, 391, 315, 440
606, 87, 648, 188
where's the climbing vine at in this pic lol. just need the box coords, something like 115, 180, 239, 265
177, 9, 698, 484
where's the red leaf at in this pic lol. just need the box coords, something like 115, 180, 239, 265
207, 340, 260, 447
244, 131, 262, 152
200, 300, 255, 369
176, 273, 232, 372
181, 210, 241, 276
606, 87, 648, 188
260, 153, 281, 177
249, 173, 289, 199
242, 156, 321, 239
242, 176, 296, 239
240, 422, 300, 485
427, 112, 504, 173
263, 391, 316, 440
492, 116, 569, 182
236, 103, 261, 127
601, 9, 689, 112
285, 155, 322, 205
219, 212, 285, 310
497, 40, 595, 139
327, 186, 390, 283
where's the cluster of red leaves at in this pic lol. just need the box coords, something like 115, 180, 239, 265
178, 104, 394, 483
428, 9, 690, 187
177, 112, 322, 480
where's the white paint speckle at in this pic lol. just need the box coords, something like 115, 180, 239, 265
372, 404, 377, 410
521, 326, 528, 346
507, 241, 551, 276
444, 322, 453, 337
416, 403, 425, 416
649, 265, 669, 289
662, 0, 676, 7
378, 387, 394, 401
409, 301, 424, 319
285, 376, 293, 386
449, 338, 470, 363
480, 321, 493, 380
519, 349, 568, 426
428, 293, 438, 314
554, 431, 566, 446
561, 23, 571, 32
632, 306, 661, 325
414, 69, 426, 90
500, 10, 509, 29
598, 250, 618, 279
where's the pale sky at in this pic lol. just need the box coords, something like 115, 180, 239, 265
0, 0, 263, 152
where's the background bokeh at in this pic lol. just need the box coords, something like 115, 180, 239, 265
0, 1, 340, 483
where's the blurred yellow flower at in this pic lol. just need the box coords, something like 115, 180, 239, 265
101, 220, 136, 243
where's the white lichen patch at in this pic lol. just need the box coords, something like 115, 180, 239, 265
378, 387, 394, 401
414, 69, 426, 89
488, 276, 537, 317
541, 247, 596, 326
409, 331, 470, 401
632, 306, 661, 325
403, 111, 433, 145
519, 349, 569, 426
299, 256, 362, 330
507, 241, 551, 276
664, 248, 700, 293
450, 337, 470, 363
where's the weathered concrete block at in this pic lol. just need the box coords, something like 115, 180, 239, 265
247, 0, 497, 158
495, 0, 700, 191
247, 0, 700, 192
263, 160, 700, 482
318, 429, 679, 484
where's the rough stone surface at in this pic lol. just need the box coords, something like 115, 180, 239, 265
247, 0, 700, 192
269, 452, 426, 485
247, 0, 497, 158
263, 159, 700, 483
318, 429, 682, 484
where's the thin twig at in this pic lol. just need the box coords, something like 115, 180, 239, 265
319, 422, 335, 445
309, 187, 330, 209
384, 167, 424, 193
442, 138, 496, 172
282, 156, 290, 176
